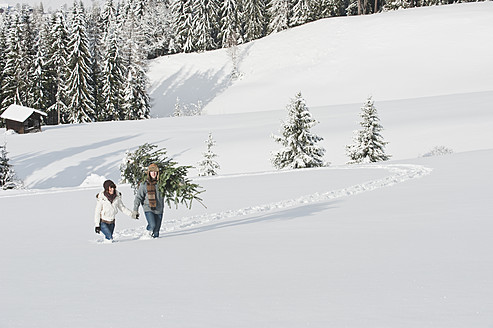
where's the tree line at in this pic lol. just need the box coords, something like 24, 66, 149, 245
0, 0, 152, 125
0, 0, 482, 126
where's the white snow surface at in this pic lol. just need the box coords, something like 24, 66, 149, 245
1, 3, 493, 327
148, 2, 493, 116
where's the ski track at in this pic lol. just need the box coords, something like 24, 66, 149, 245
112, 164, 432, 243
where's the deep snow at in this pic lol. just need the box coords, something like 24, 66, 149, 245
1, 3, 493, 327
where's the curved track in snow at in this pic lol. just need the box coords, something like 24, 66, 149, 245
112, 164, 432, 243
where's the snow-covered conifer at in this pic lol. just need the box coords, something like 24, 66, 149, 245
46, 10, 70, 124
0, 21, 6, 119
272, 92, 326, 169
30, 36, 50, 113
268, 0, 290, 34
290, 0, 311, 27
66, 1, 95, 123
243, 0, 268, 42
120, 8, 150, 120
346, 96, 391, 164
173, 97, 183, 117
1, 13, 27, 109
170, 0, 194, 52
192, 0, 219, 51
198, 132, 220, 176
219, 0, 240, 48
85, 5, 105, 120
0, 142, 22, 190
100, 19, 125, 120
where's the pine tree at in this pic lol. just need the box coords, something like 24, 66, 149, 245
192, 0, 219, 51
0, 20, 6, 123
1, 13, 26, 110
346, 96, 391, 164
100, 19, 125, 120
170, 0, 194, 52
20, 6, 38, 108
268, 0, 290, 34
290, 0, 311, 27
66, 1, 95, 123
142, 0, 172, 58
0, 142, 22, 190
87, 5, 105, 121
30, 36, 49, 113
198, 132, 220, 176
272, 92, 326, 169
46, 10, 70, 124
120, 7, 151, 120
219, 0, 240, 48
242, 0, 268, 42
120, 143, 205, 209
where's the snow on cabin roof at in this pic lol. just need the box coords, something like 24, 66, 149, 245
0, 104, 47, 123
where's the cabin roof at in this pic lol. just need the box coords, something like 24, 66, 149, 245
0, 104, 47, 123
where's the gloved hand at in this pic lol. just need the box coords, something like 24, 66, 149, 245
132, 211, 139, 220
95, 226, 101, 234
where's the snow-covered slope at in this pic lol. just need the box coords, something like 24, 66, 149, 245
148, 2, 493, 116
1, 3, 493, 327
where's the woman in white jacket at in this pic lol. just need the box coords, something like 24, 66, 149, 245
94, 180, 138, 242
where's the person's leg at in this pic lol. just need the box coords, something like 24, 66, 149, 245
152, 213, 163, 238
100, 222, 114, 240
144, 211, 156, 235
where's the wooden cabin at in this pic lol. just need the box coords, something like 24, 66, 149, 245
0, 104, 47, 134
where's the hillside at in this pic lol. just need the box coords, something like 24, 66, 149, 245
148, 2, 493, 117
1, 3, 493, 328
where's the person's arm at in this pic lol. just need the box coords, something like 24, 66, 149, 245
94, 195, 102, 227
133, 183, 146, 212
117, 193, 133, 217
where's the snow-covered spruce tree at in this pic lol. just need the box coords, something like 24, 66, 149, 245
197, 132, 220, 176
141, 0, 172, 59
120, 143, 205, 209
192, 0, 220, 52
0, 21, 6, 121
87, 5, 105, 121
0, 143, 22, 190
346, 96, 391, 164
100, 20, 125, 121
46, 10, 70, 124
119, 1, 151, 120
219, 0, 241, 48
272, 92, 326, 169
268, 0, 290, 34
290, 0, 311, 27
66, 1, 95, 123
243, 0, 268, 42
170, 0, 194, 52
30, 34, 50, 114
1, 13, 28, 110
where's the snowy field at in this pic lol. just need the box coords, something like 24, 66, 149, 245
1, 3, 493, 327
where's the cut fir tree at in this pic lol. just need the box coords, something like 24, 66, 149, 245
120, 143, 205, 209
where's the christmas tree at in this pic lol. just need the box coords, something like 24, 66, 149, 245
272, 92, 326, 169
120, 143, 205, 209
198, 132, 220, 176
346, 96, 391, 164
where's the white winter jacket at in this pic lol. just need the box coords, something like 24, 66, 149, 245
94, 191, 133, 227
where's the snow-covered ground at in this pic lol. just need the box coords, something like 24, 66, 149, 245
1, 3, 493, 327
